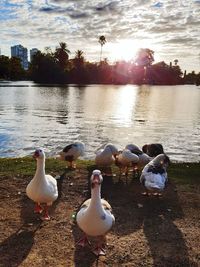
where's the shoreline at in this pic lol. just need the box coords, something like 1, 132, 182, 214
0, 158, 199, 185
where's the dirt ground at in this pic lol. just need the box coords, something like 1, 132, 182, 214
0, 166, 200, 267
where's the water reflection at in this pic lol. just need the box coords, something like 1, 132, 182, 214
0, 82, 199, 162
82, 85, 137, 125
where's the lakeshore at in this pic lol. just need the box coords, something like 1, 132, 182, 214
0, 158, 199, 267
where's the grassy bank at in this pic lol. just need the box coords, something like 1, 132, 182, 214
0, 157, 199, 185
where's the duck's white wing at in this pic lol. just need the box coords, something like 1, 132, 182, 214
143, 172, 166, 190
80, 198, 91, 209
45, 175, 58, 200
101, 199, 112, 210
101, 199, 115, 227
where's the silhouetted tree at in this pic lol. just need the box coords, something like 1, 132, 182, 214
9, 57, 26, 80
54, 42, 70, 70
0, 55, 10, 79
74, 50, 84, 69
0, 55, 26, 80
69, 50, 87, 83
184, 70, 199, 85
174, 59, 178, 66
85, 62, 99, 83
29, 50, 64, 83
99, 36, 106, 62
112, 60, 130, 84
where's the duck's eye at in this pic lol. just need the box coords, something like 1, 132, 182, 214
39, 149, 42, 152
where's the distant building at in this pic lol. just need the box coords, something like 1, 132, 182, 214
30, 48, 39, 62
11, 44, 29, 70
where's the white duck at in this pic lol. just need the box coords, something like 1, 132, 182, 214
76, 170, 115, 256
115, 149, 139, 180
95, 143, 118, 175
140, 154, 170, 196
58, 141, 85, 169
26, 148, 58, 220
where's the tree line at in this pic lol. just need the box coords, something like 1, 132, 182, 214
0, 37, 200, 85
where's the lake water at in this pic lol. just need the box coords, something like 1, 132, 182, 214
0, 81, 199, 162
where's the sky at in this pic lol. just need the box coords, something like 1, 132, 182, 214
0, 0, 200, 73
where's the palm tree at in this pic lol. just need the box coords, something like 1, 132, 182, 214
99, 36, 106, 62
174, 59, 178, 66
54, 42, 70, 70
44, 46, 53, 55
74, 50, 84, 69
75, 50, 84, 61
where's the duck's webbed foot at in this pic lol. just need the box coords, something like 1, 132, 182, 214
76, 235, 90, 247
34, 203, 43, 214
92, 236, 107, 256
41, 204, 51, 221
92, 245, 106, 256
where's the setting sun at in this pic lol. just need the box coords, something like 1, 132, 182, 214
108, 40, 144, 62
107, 39, 160, 63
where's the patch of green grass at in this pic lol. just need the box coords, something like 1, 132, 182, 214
168, 162, 200, 184
0, 158, 199, 186
0, 157, 94, 177
76, 159, 95, 169
0, 157, 35, 176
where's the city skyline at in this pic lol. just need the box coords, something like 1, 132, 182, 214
0, 0, 200, 73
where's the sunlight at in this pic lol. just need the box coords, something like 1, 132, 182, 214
83, 85, 137, 127
114, 85, 138, 124
108, 39, 145, 62
107, 39, 161, 63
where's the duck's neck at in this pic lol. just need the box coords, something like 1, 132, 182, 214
89, 185, 104, 212
35, 158, 45, 178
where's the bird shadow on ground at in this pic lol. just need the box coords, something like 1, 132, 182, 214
0, 166, 73, 267
108, 175, 198, 267
141, 183, 198, 267
50, 167, 77, 213
0, 193, 42, 267
71, 222, 99, 267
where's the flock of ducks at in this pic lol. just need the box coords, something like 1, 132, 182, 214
26, 142, 170, 256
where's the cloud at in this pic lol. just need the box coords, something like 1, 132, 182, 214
94, 1, 119, 12
0, 0, 199, 71
152, 2, 163, 8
